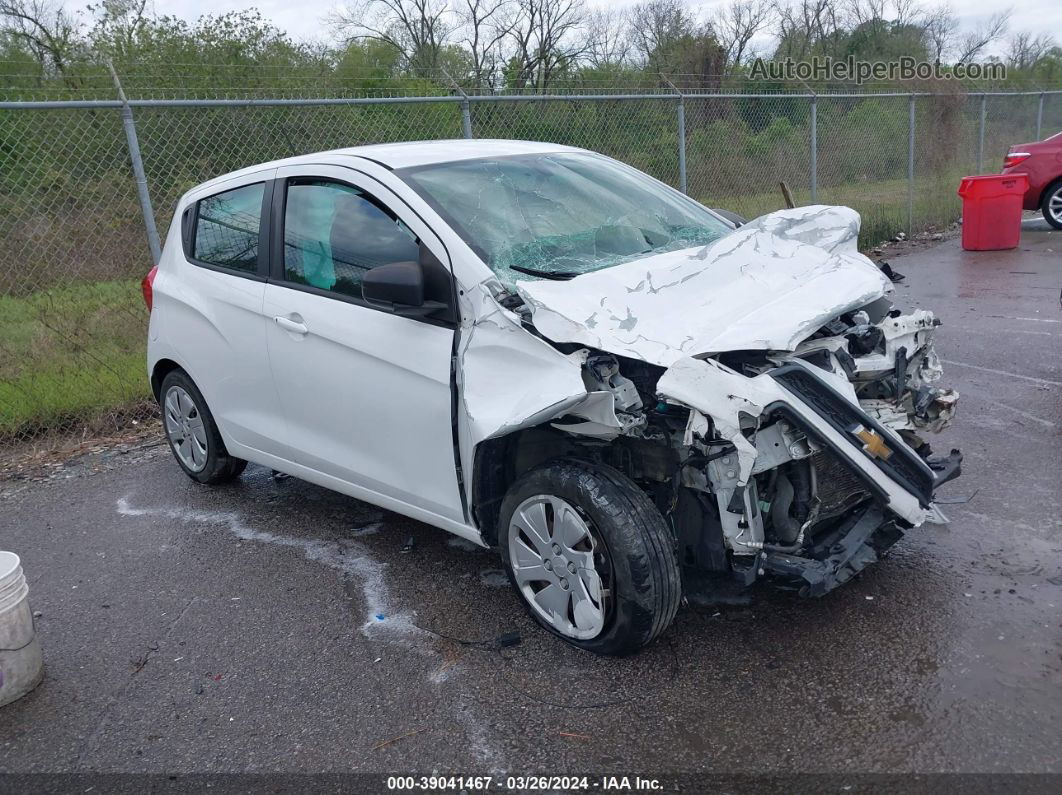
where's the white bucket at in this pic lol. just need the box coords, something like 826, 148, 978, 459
0, 551, 43, 707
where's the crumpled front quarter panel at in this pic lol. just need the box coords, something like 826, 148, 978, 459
459, 303, 589, 445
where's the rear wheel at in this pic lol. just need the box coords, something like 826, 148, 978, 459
160, 369, 246, 485
1042, 181, 1062, 229
498, 459, 681, 656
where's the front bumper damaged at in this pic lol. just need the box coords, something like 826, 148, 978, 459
659, 356, 958, 530
760, 504, 898, 596
769, 363, 940, 507
657, 350, 961, 595
487, 205, 962, 599
739, 390, 964, 594
926, 448, 963, 487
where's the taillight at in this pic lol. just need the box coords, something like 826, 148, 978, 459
1004, 151, 1031, 169
141, 265, 158, 311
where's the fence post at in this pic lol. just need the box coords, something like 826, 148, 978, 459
1036, 92, 1044, 140
660, 75, 687, 194
460, 98, 473, 139
677, 95, 687, 195
810, 94, 818, 203
907, 93, 916, 236
107, 61, 161, 266
977, 94, 986, 173
442, 67, 473, 139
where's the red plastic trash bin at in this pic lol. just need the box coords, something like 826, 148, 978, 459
957, 174, 1028, 251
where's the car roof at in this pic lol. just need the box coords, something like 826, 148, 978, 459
192, 139, 586, 194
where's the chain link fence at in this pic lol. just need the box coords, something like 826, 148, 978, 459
1, 90, 1059, 451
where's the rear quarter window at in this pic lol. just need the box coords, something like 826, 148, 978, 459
192, 183, 264, 273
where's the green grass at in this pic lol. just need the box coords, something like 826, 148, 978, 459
0, 279, 151, 439
702, 174, 965, 247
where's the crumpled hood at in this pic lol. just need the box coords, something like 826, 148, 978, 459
516, 205, 892, 367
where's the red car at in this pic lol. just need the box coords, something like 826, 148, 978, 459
1002, 131, 1062, 229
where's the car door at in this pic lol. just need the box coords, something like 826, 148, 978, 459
262, 165, 464, 523
171, 172, 292, 460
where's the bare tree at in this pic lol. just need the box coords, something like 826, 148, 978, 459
892, 0, 922, 27
331, 0, 453, 73
715, 0, 774, 71
954, 8, 1011, 63
923, 2, 957, 63
585, 5, 630, 68
843, 0, 886, 28
457, 0, 515, 86
507, 0, 588, 90
839, 0, 922, 46
627, 0, 699, 66
0, 0, 81, 74
775, 0, 842, 60
1006, 30, 1056, 69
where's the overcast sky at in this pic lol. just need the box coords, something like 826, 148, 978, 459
72, 0, 1053, 59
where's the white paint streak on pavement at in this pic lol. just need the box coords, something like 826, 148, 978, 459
992, 402, 1057, 428
942, 360, 1062, 387
115, 497, 418, 641
350, 522, 384, 537
115, 496, 509, 772
986, 315, 1061, 324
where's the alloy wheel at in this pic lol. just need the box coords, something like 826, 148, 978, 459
1049, 188, 1062, 226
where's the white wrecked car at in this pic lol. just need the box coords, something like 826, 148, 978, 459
144, 140, 961, 655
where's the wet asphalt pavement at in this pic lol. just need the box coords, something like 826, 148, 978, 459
1, 220, 1060, 780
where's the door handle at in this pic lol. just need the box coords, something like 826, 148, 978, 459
274, 315, 308, 335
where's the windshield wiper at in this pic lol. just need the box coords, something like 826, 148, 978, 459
509, 264, 579, 281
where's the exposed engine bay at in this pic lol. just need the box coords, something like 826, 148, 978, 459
564, 301, 959, 596
459, 205, 962, 598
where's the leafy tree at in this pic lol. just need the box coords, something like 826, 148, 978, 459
0, 0, 82, 77
844, 19, 929, 61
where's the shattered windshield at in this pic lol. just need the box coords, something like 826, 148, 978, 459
398, 152, 731, 286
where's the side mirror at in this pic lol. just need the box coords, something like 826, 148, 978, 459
363, 260, 446, 317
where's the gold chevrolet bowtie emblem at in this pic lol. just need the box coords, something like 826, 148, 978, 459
853, 425, 893, 461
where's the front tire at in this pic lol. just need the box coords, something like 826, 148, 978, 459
498, 459, 681, 655
1042, 180, 1062, 230
159, 369, 247, 485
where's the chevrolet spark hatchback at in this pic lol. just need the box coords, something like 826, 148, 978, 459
146, 140, 961, 655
